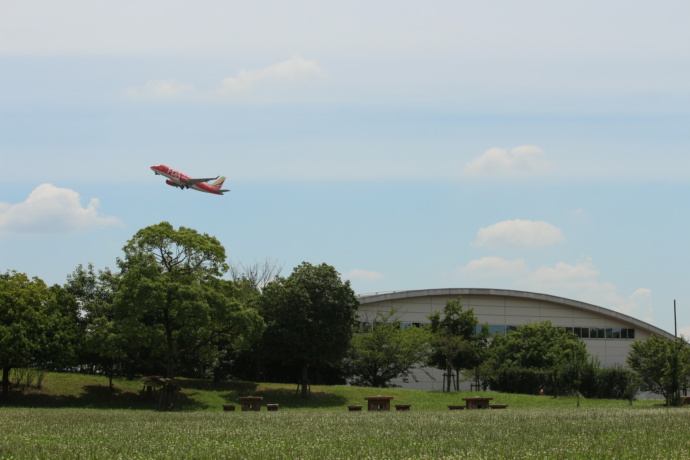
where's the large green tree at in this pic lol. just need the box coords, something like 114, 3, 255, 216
257, 262, 359, 398
113, 222, 264, 407
0, 271, 79, 400
344, 310, 431, 388
427, 299, 489, 391
486, 321, 589, 395
627, 335, 690, 406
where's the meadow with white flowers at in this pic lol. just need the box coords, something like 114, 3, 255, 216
2, 407, 689, 459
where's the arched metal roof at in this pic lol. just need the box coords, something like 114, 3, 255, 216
358, 288, 674, 339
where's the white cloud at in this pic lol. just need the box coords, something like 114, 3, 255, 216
459, 257, 528, 277
0, 184, 121, 235
217, 56, 326, 95
518, 260, 619, 305
125, 56, 326, 101
125, 79, 196, 99
458, 256, 656, 324
473, 219, 565, 249
462, 145, 552, 177
344, 269, 384, 281
679, 325, 690, 341
519, 260, 654, 322
614, 288, 654, 324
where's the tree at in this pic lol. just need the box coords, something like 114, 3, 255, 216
486, 321, 589, 395
114, 222, 264, 408
344, 310, 431, 388
65, 264, 124, 390
227, 258, 283, 293
0, 271, 79, 400
627, 335, 690, 406
427, 299, 488, 391
257, 262, 359, 398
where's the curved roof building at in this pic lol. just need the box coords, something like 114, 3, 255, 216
357, 288, 673, 391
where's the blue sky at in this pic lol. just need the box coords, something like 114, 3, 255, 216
1, 0, 689, 336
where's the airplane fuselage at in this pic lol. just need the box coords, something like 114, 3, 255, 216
150, 165, 229, 195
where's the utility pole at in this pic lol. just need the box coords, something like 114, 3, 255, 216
672, 300, 681, 405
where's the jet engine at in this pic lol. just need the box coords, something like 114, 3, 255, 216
166, 179, 182, 189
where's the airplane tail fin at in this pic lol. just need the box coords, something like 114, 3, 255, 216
212, 176, 230, 194
211, 176, 226, 188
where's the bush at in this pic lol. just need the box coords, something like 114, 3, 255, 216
10, 367, 47, 390
489, 362, 637, 399
592, 366, 637, 399
488, 365, 549, 394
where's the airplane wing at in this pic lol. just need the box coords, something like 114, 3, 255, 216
184, 176, 219, 186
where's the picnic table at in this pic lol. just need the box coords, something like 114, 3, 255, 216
238, 396, 263, 411
364, 396, 394, 411
462, 397, 493, 409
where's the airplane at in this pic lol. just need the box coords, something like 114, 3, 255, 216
150, 164, 230, 195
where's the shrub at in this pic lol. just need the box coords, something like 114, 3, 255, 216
488, 365, 549, 394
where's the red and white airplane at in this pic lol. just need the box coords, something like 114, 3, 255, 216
150, 165, 230, 195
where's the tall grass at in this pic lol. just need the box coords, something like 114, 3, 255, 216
1, 408, 689, 459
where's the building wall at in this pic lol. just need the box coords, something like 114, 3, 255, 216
357, 289, 671, 391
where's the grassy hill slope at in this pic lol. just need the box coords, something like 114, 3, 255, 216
0, 372, 660, 411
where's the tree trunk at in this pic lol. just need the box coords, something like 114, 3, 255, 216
108, 365, 114, 392
1, 367, 10, 401
163, 314, 177, 410
300, 363, 310, 399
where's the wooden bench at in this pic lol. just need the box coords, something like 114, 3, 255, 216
222, 404, 236, 411
490, 404, 508, 409
447, 405, 465, 410
395, 404, 411, 411
348, 405, 363, 411
266, 404, 280, 411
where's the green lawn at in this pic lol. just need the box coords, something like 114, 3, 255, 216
1, 373, 687, 458
0, 372, 662, 411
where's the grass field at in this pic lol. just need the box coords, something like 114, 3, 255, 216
1, 373, 688, 459
2, 407, 690, 458
0, 372, 662, 411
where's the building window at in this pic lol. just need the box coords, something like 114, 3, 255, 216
489, 325, 506, 335
621, 328, 635, 339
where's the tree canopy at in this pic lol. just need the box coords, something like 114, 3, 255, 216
427, 299, 488, 391
113, 222, 264, 408
65, 264, 123, 390
257, 262, 359, 398
345, 310, 431, 388
486, 321, 589, 395
627, 334, 690, 405
0, 271, 79, 399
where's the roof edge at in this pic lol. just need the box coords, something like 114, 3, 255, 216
357, 288, 674, 339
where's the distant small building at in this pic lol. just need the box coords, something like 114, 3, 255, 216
357, 288, 674, 391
